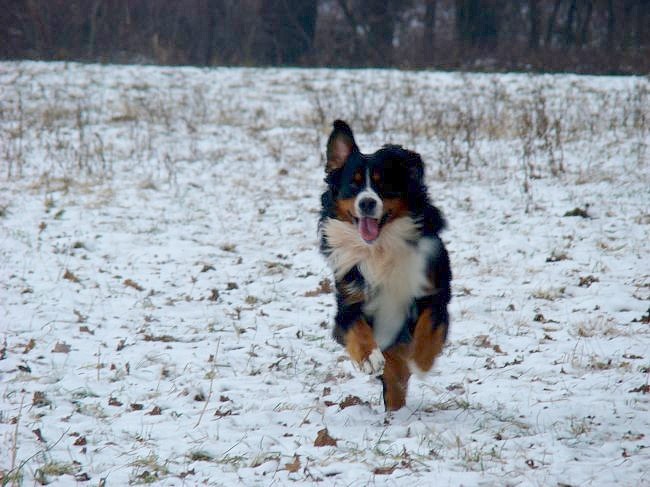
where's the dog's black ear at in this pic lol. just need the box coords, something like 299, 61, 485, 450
403, 149, 425, 188
326, 120, 358, 173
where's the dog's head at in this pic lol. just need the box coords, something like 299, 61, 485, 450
324, 120, 425, 244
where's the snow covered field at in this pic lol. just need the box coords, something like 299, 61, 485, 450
1, 62, 649, 486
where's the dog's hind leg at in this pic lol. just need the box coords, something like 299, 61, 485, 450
411, 308, 447, 373
381, 345, 411, 411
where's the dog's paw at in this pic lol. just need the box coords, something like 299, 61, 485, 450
356, 348, 385, 375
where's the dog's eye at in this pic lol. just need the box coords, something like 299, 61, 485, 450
372, 170, 390, 193
352, 171, 363, 186
381, 178, 401, 197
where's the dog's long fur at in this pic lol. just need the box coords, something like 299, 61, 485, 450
319, 120, 451, 411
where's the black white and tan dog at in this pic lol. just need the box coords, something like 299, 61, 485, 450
319, 120, 452, 411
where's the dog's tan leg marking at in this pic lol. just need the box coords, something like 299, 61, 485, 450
345, 320, 385, 375
412, 309, 447, 372
382, 345, 411, 411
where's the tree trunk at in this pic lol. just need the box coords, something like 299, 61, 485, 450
546, 0, 562, 47
423, 0, 437, 60
365, 0, 394, 65
259, 0, 318, 65
456, 0, 499, 48
606, 0, 615, 49
564, 0, 577, 47
578, 0, 593, 47
637, 0, 649, 47
528, 0, 540, 49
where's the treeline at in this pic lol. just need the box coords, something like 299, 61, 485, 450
1, 0, 649, 74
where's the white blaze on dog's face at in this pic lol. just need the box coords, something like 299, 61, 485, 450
354, 169, 384, 243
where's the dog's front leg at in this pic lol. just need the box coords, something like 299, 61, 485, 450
331, 271, 384, 375
345, 319, 385, 374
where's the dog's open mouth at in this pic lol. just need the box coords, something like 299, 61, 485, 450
358, 216, 380, 243
348, 211, 391, 244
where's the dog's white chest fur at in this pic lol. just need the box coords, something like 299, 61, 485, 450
323, 217, 436, 350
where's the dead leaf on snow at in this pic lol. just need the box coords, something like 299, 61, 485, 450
284, 455, 301, 473
52, 342, 71, 353
339, 395, 368, 409
108, 397, 123, 407
32, 428, 45, 442
32, 391, 51, 408
629, 384, 650, 394
143, 334, 177, 342
314, 428, 337, 447
563, 206, 590, 218
214, 408, 233, 418
546, 250, 569, 262
63, 269, 80, 283
124, 278, 144, 291
578, 275, 599, 287
23, 338, 36, 354
473, 335, 492, 348
374, 464, 397, 475
147, 406, 162, 415
304, 278, 332, 297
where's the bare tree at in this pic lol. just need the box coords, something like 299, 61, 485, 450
333, 0, 413, 65
259, 0, 318, 64
423, 0, 438, 60
563, 0, 577, 47
546, 0, 562, 47
577, 1, 593, 47
606, 0, 615, 49
455, 0, 500, 48
529, 0, 540, 49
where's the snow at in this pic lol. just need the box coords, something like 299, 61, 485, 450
1, 61, 649, 486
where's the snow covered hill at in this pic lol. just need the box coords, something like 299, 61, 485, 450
1, 62, 648, 486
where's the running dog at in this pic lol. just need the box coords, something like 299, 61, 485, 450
319, 120, 452, 411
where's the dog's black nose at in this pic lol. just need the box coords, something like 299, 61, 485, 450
359, 197, 377, 215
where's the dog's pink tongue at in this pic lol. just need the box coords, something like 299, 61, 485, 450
359, 217, 379, 243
